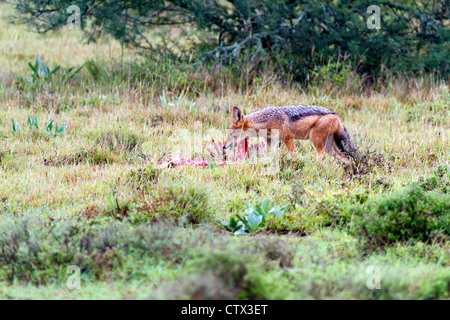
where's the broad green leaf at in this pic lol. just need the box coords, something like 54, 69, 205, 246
260, 199, 270, 214
236, 214, 253, 233
41, 61, 48, 78
255, 204, 265, 217
246, 211, 263, 232
46, 119, 54, 133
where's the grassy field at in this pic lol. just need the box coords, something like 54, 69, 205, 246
0, 3, 449, 299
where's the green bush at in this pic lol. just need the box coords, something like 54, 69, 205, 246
0, 215, 195, 284
128, 165, 161, 187
351, 184, 450, 245
149, 181, 213, 224
181, 250, 268, 300
418, 165, 450, 193
0, 216, 90, 284
93, 127, 143, 154
310, 59, 359, 93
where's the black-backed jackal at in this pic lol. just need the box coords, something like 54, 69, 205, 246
224, 105, 355, 164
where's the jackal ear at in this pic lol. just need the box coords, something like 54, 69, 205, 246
232, 105, 243, 125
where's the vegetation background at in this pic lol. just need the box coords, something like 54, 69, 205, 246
0, 0, 448, 299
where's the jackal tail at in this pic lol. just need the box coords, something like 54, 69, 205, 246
334, 127, 355, 158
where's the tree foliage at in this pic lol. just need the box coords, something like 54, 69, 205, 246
13, 0, 449, 79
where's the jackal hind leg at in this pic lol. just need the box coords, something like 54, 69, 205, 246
309, 128, 326, 166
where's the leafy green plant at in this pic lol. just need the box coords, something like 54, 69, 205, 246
236, 210, 263, 234
54, 121, 67, 137
45, 119, 55, 133
45, 119, 67, 137
27, 115, 39, 130
160, 90, 185, 108
28, 54, 60, 82
220, 217, 246, 234
23, 55, 83, 84
11, 118, 21, 134
221, 199, 290, 235
11, 116, 66, 137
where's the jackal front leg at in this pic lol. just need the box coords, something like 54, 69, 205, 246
283, 136, 295, 155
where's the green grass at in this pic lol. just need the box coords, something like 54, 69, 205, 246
0, 3, 449, 299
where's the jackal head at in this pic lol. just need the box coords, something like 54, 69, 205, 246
223, 105, 249, 150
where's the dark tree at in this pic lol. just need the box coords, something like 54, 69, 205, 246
12, 0, 449, 79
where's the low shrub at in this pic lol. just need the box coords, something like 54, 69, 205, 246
254, 237, 297, 268
148, 181, 213, 224
175, 249, 268, 299
93, 127, 143, 154
127, 165, 162, 188
0, 215, 195, 284
341, 143, 386, 180
418, 164, 450, 193
44, 146, 118, 166
351, 184, 450, 245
